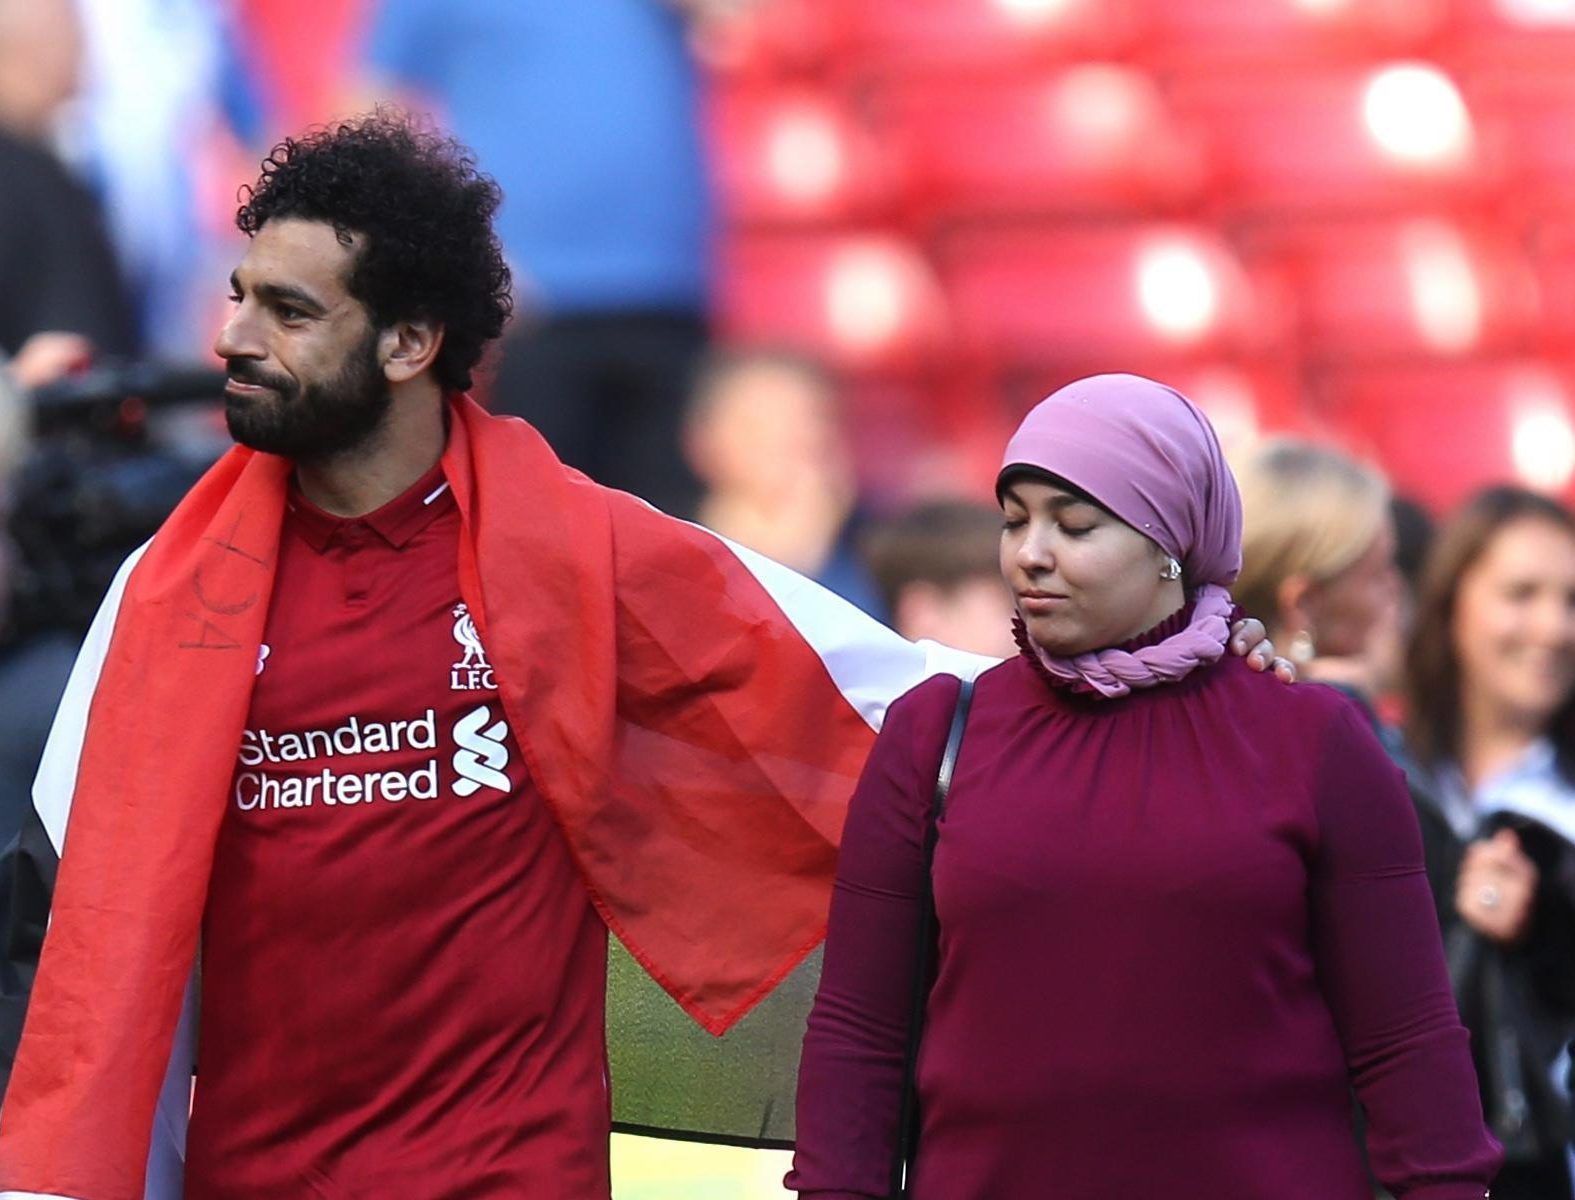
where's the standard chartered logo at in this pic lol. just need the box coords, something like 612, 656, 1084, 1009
233, 704, 514, 812
453, 704, 511, 796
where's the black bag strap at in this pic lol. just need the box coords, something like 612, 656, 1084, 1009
890, 674, 975, 1199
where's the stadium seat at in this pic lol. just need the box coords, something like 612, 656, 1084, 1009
829, 0, 1140, 76
1163, 362, 1311, 453
841, 375, 1008, 501
975, 359, 1308, 458
871, 67, 1207, 224
1138, 0, 1446, 67
1530, 223, 1575, 351
1168, 63, 1493, 218
715, 232, 951, 374
1465, 69, 1575, 221
939, 224, 1280, 370
1316, 361, 1575, 512
693, 0, 843, 80
1245, 218, 1541, 363
1442, 0, 1575, 70
708, 85, 898, 227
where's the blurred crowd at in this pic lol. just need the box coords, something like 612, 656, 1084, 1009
3, 0, 1575, 1195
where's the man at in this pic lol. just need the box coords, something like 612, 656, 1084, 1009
0, 0, 138, 362
682, 348, 884, 618
0, 114, 1288, 1200
860, 500, 1022, 658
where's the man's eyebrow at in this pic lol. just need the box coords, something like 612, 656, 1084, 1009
230, 273, 328, 316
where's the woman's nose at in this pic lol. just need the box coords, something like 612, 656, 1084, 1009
1016, 528, 1054, 573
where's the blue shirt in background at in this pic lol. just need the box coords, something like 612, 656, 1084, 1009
365, 0, 713, 316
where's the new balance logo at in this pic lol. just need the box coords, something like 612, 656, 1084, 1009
453, 704, 510, 796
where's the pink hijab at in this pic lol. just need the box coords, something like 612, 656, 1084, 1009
998, 373, 1243, 699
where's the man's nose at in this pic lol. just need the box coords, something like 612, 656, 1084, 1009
213, 307, 263, 363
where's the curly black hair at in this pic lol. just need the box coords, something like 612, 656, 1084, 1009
237, 111, 513, 393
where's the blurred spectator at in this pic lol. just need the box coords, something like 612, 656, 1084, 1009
0, 0, 140, 847
0, 0, 137, 362
0, 347, 64, 849
3, 333, 91, 394
1391, 494, 1437, 595
71, 0, 257, 355
358, 0, 714, 513
859, 500, 1015, 658
1234, 438, 1403, 704
1403, 487, 1575, 1200
683, 348, 883, 618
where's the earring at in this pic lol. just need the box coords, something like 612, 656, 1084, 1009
1159, 557, 1182, 581
1288, 630, 1317, 664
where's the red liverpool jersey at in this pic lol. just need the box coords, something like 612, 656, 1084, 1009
186, 465, 612, 1198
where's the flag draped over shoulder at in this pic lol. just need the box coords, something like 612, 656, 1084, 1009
0, 396, 971, 1200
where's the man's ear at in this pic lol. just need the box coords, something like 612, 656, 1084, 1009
380, 319, 445, 384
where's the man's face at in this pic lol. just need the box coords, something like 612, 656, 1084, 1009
214, 218, 392, 463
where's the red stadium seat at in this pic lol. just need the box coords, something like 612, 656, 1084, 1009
1246, 219, 1541, 363
1168, 63, 1495, 218
975, 360, 1308, 457
1164, 363, 1311, 452
1530, 224, 1575, 351
694, 0, 844, 80
830, 0, 1141, 76
1316, 361, 1575, 512
872, 67, 1207, 224
708, 86, 898, 227
1466, 69, 1575, 221
716, 233, 951, 374
843, 376, 1011, 502
1443, 0, 1575, 70
1139, 0, 1446, 67
939, 224, 1282, 371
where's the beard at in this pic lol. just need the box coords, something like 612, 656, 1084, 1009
224, 328, 392, 463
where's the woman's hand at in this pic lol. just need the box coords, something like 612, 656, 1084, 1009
1230, 618, 1297, 683
1456, 828, 1539, 943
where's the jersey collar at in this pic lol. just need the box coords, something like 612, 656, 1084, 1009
285, 461, 454, 552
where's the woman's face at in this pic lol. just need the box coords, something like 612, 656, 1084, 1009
1000, 479, 1180, 657
1452, 516, 1575, 730
1301, 516, 1402, 660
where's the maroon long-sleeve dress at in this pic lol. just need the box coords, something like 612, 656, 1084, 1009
789, 612, 1501, 1199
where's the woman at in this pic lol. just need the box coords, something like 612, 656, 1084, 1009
1235, 438, 1404, 704
788, 374, 1499, 1198
1404, 487, 1575, 1200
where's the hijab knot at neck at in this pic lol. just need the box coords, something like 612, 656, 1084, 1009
999, 373, 1244, 699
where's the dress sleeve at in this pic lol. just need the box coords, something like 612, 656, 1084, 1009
1308, 700, 1503, 1199
786, 677, 959, 1200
